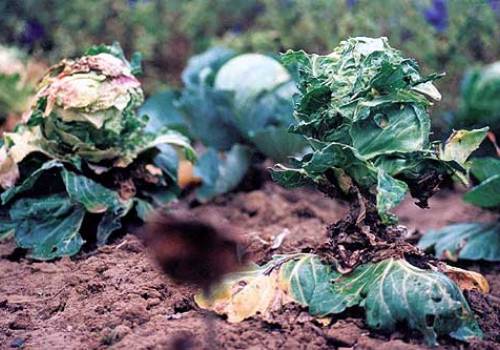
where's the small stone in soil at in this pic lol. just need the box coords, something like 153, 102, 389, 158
10, 338, 26, 348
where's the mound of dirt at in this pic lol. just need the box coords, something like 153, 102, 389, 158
0, 183, 498, 349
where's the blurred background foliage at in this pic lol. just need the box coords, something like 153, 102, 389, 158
0, 0, 499, 128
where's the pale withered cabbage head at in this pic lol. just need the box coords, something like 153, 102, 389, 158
0, 44, 195, 260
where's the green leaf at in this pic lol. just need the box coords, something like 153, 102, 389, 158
249, 126, 305, 163
284, 256, 482, 345
352, 103, 431, 159
61, 169, 133, 245
153, 144, 179, 181
419, 222, 500, 262
457, 62, 500, 131
330, 259, 482, 346
1, 160, 64, 204
177, 86, 243, 150
0, 208, 15, 240
9, 194, 86, 260
148, 130, 196, 163
61, 169, 128, 213
130, 52, 143, 76
440, 127, 489, 165
376, 170, 409, 224
194, 145, 252, 201
134, 198, 154, 221
270, 163, 311, 189
181, 46, 235, 88
140, 89, 190, 136
469, 157, 500, 182
463, 174, 500, 208
278, 254, 343, 316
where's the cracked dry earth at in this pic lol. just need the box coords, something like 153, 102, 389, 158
0, 182, 498, 350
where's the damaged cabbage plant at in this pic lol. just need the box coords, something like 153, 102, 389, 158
142, 47, 306, 201
0, 45, 45, 132
420, 156, 500, 262
197, 37, 489, 346
0, 43, 195, 260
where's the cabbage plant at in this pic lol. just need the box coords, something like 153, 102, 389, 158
177, 47, 305, 160
0, 43, 194, 260
197, 37, 487, 346
143, 47, 306, 200
455, 61, 500, 135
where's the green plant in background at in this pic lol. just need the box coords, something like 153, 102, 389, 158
221, 0, 500, 116
177, 47, 305, 159
0, 45, 40, 128
0, 43, 194, 260
1, 0, 499, 109
419, 156, 500, 262
143, 47, 306, 201
454, 61, 500, 136
197, 37, 488, 346
0, 0, 261, 93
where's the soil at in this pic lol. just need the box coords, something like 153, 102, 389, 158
0, 183, 498, 350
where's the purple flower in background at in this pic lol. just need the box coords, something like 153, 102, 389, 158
231, 23, 243, 34
488, 0, 500, 14
423, 0, 448, 32
128, 0, 149, 8
346, 0, 358, 9
19, 20, 45, 46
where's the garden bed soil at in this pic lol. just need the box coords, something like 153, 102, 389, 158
0, 182, 498, 349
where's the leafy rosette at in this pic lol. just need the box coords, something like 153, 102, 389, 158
176, 47, 306, 161
271, 37, 487, 223
0, 44, 195, 260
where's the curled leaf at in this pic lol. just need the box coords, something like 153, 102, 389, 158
441, 265, 489, 293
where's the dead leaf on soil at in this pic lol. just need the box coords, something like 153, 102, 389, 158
440, 264, 490, 293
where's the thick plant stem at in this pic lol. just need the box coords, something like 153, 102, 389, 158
319, 186, 427, 273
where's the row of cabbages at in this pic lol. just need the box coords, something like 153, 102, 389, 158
0, 43, 306, 260
0, 40, 498, 261
0, 38, 498, 347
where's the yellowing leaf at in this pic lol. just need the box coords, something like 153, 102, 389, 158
194, 263, 286, 323
441, 265, 490, 293
177, 160, 200, 189
440, 127, 489, 165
